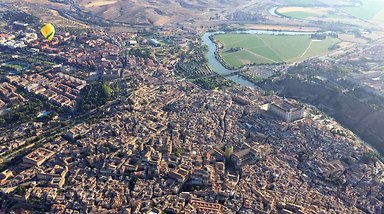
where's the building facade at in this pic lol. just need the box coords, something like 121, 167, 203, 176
268, 100, 304, 122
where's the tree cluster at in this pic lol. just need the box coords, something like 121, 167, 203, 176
80, 81, 113, 112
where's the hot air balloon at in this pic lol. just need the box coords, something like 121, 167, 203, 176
40, 23, 55, 41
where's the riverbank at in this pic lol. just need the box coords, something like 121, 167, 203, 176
208, 35, 239, 70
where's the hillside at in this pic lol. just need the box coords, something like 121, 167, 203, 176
74, 0, 269, 26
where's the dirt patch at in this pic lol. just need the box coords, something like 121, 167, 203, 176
277, 6, 330, 14
22, 0, 66, 6
338, 34, 367, 44
85, 0, 117, 8
152, 16, 170, 26
336, 41, 354, 49
239, 59, 252, 64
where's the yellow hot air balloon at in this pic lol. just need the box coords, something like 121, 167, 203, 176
40, 23, 55, 41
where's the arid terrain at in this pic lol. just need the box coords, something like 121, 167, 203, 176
73, 0, 273, 26
1, 0, 278, 28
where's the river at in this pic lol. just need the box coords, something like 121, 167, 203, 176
268, 7, 282, 18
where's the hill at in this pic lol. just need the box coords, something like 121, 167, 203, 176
73, 0, 270, 26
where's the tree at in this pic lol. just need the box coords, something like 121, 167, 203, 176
14, 185, 26, 195
80, 81, 114, 112
174, 148, 183, 157
361, 151, 379, 164
0, 98, 44, 126
101, 82, 112, 98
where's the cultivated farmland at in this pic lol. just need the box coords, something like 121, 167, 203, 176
214, 33, 340, 68
276, 7, 343, 19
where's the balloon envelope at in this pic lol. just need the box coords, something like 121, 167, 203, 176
40, 23, 55, 41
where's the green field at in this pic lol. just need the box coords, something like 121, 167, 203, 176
1, 61, 30, 71
341, 0, 384, 20
214, 34, 340, 68
281, 11, 343, 19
